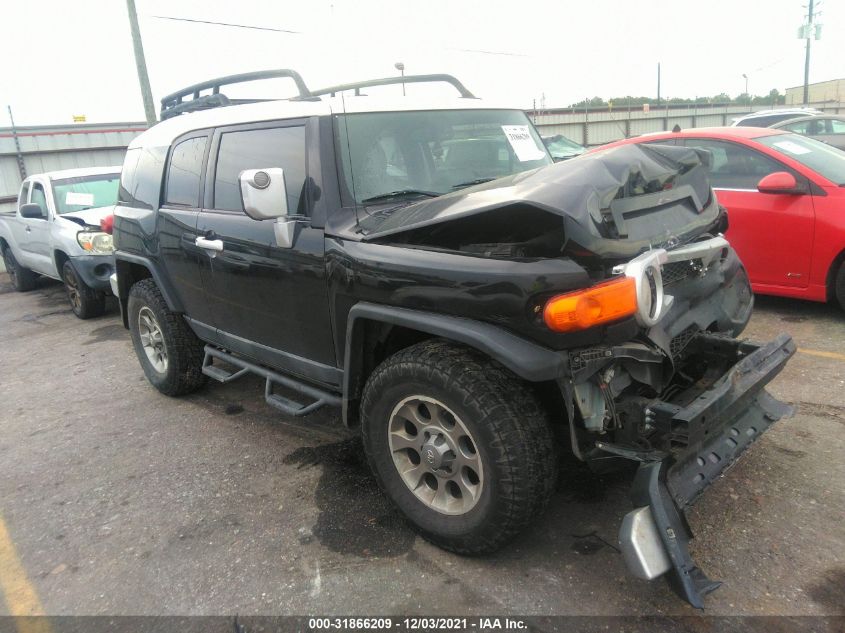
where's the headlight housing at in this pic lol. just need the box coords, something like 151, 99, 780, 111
77, 231, 114, 254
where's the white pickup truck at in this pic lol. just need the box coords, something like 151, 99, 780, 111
0, 166, 120, 318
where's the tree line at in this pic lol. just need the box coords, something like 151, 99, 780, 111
568, 89, 786, 109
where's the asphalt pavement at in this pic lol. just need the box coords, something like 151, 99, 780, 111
0, 274, 842, 617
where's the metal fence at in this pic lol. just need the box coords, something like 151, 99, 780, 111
530, 101, 845, 146
0, 122, 147, 214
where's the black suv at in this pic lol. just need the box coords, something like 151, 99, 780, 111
112, 70, 795, 607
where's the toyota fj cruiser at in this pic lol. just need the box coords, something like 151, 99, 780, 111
112, 70, 795, 607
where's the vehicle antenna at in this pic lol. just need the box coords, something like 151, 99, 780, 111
340, 91, 360, 227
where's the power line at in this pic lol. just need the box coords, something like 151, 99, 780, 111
150, 15, 301, 34
448, 47, 528, 57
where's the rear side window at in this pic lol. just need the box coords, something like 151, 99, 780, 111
165, 136, 207, 207
827, 119, 845, 134
118, 146, 168, 210
212, 126, 306, 213
681, 139, 783, 189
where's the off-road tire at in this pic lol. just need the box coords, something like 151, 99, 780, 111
835, 261, 845, 311
62, 260, 105, 319
361, 339, 558, 555
3, 246, 38, 291
128, 278, 208, 396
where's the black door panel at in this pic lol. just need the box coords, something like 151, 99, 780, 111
197, 212, 334, 365
198, 119, 336, 372
156, 208, 216, 325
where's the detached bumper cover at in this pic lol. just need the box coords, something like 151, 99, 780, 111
619, 333, 796, 608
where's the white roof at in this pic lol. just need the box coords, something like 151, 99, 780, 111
130, 95, 520, 149
26, 166, 122, 181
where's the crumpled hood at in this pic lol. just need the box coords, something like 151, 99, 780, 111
358, 143, 719, 261
60, 205, 115, 228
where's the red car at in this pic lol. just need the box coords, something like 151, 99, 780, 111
596, 127, 845, 310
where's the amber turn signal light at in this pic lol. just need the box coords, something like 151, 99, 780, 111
543, 277, 638, 333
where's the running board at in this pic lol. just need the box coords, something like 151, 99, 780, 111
201, 345, 341, 417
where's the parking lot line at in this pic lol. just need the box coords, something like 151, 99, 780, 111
0, 513, 48, 628
797, 347, 845, 362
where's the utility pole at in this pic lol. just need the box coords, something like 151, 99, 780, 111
7, 105, 26, 180
803, 0, 814, 104
656, 62, 661, 106
126, 0, 157, 125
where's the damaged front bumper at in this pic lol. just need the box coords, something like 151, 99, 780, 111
615, 332, 796, 608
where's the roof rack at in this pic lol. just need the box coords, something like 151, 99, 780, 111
310, 74, 476, 99
158, 70, 476, 120
160, 69, 314, 120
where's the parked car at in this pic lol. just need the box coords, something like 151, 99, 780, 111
596, 127, 845, 310
112, 70, 794, 608
770, 115, 845, 151
542, 134, 586, 161
730, 107, 822, 127
0, 166, 120, 318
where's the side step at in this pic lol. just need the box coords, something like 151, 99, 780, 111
201, 345, 342, 417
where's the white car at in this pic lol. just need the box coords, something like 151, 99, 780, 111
730, 107, 823, 128
0, 166, 120, 318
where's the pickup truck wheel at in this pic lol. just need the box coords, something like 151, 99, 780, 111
3, 246, 38, 292
62, 260, 105, 319
835, 261, 845, 311
361, 340, 557, 555
127, 279, 208, 396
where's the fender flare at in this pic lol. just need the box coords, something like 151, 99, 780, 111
115, 252, 184, 313
342, 302, 568, 426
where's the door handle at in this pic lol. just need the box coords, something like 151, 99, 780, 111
25, 226, 31, 233
195, 237, 224, 252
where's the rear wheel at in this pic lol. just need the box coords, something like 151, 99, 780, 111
3, 246, 38, 291
127, 279, 207, 396
835, 261, 845, 311
62, 260, 105, 319
361, 340, 558, 555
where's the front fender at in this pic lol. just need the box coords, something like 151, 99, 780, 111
342, 302, 569, 426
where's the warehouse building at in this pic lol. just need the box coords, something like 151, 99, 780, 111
785, 78, 845, 105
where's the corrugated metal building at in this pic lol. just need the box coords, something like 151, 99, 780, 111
0, 122, 146, 214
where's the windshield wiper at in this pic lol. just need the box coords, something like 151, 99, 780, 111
451, 177, 496, 190
361, 190, 439, 204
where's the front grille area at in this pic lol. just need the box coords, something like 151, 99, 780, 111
670, 325, 700, 359
661, 258, 703, 286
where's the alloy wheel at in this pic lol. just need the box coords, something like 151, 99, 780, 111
138, 307, 168, 373
388, 396, 484, 515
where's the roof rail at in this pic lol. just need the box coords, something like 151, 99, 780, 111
310, 74, 476, 99
160, 69, 314, 120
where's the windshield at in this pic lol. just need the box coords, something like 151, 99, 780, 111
544, 135, 585, 158
335, 109, 551, 204
757, 133, 845, 185
51, 174, 120, 215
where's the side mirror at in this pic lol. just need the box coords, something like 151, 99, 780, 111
757, 171, 806, 195
238, 168, 288, 220
20, 203, 46, 219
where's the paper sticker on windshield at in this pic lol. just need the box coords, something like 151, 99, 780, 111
772, 140, 811, 155
66, 192, 95, 206
502, 125, 546, 162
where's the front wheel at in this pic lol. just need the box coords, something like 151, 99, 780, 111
361, 340, 558, 555
3, 246, 38, 291
62, 260, 105, 319
127, 279, 208, 396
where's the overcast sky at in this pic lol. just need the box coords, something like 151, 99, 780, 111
2, 0, 843, 125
